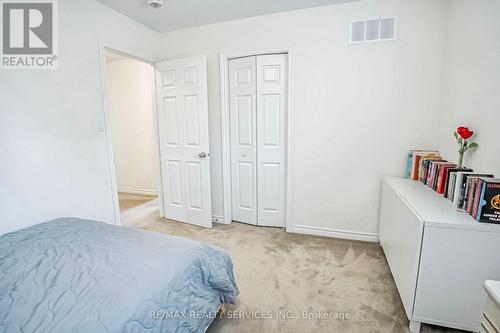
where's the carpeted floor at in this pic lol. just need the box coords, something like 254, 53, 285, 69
118, 192, 158, 227
118, 193, 153, 209
119, 195, 467, 333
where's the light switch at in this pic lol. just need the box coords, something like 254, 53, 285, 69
96, 118, 106, 132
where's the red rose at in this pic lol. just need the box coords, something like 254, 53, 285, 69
457, 126, 474, 140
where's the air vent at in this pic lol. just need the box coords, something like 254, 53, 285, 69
349, 17, 397, 44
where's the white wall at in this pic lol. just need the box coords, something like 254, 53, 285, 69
0, 0, 159, 234
106, 58, 157, 195
157, 0, 448, 238
437, 0, 500, 177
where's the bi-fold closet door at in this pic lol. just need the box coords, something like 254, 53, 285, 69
229, 54, 287, 227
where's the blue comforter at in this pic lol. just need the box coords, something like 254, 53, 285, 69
0, 218, 238, 333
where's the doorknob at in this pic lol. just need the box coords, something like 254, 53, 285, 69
241, 153, 247, 157
198, 152, 208, 159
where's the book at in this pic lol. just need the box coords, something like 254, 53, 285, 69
446, 171, 457, 200
465, 177, 479, 215
436, 164, 457, 194
405, 151, 414, 179
419, 156, 443, 183
420, 159, 432, 183
426, 161, 439, 187
445, 168, 473, 200
471, 178, 487, 219
476, 179, 500, 224
410, 151, 439, 180
433, 164, 442, 190
427, 161, 449, 190
458, 173, 494, 211
453, 171, 475, 207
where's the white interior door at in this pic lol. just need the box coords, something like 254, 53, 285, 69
155, 55, 212, 228
256, 54, 287, 227
229, 56, 258, 225
229, 54, 287, 227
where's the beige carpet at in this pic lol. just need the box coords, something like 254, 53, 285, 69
118, 192, 158, 227
118, 192, 156, 210
119, 195, 467, 333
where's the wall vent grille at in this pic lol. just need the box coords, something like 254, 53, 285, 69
349, 17, 397, 44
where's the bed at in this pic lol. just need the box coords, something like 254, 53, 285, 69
0, 218, 238, 333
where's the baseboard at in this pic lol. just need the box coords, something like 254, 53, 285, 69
286, 224, 379, 243
212, 215, 227, 224
117, 187, 158, 196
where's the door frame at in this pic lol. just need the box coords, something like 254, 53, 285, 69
97, 38, 165, 225
219, 48, 295, 227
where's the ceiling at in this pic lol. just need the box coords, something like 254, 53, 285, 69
97, 0, 357, 33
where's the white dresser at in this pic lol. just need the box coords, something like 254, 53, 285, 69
379, 177, 500, 332
482, 281, 500, 333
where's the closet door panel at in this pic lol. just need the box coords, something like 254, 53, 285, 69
229, 56, 258, 225
256, 54, 287, 227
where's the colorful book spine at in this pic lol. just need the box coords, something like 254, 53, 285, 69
443, 165, 456, 198
412, 155, 423, 180
417, 158, 426, 182
408, 151, 440, 181
427, 162, 436, 187
420, 160, 430, 183
472, 179, 484, 219
476, 182, 487, 220
445, 168, 472, 200
457, 176, 468, 210
458, 174, 494, 210
432, 163, 440, 188
405, 151, 413, 179
453, 172, 472, 207
476, 180, 500, 224
446, 172, 457, 200
433, 164, 442, 191
424, 159, 435, 184
437, 165, 456, 194
465, 178, 478, 213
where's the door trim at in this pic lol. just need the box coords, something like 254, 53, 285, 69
219, 48, 295, 227
97, 38, 165, 225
